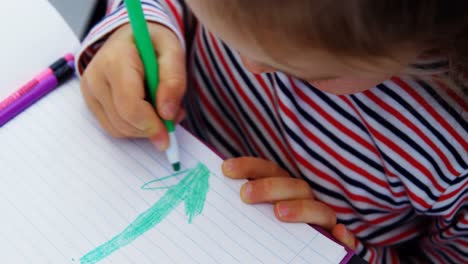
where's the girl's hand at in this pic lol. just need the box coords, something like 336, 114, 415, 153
80, 23, 186, 151
222, 157, 356, 249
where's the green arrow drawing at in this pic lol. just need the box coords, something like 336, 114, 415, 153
80, 162, 210, 264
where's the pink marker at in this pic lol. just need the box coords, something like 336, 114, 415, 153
0, 54, 74, 111
0, 68, 51, 110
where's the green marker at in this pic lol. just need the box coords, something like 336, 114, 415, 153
124, 0, 180, 171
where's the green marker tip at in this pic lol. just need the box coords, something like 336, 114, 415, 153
172, 162, 181, 172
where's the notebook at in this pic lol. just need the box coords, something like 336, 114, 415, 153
0, 1, 358, 263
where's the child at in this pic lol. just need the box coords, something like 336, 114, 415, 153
78, 0, 468, 263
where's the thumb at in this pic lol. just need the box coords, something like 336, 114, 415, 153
332, 224, 356, 250
149, 23, 187, 121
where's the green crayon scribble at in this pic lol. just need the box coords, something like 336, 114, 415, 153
141, 169, 191, 190
80, 162, 210, 264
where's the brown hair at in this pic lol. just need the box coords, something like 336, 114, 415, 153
212, 0, 468, 87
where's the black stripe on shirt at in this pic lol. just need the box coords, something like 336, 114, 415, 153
377, 84, 467, 169
277, 78, 389, 177
352, 95, 454, 186
380, 152, 439, 203
222, 45, 285, 136
194, 52, 255, 155
303, 82, 370, 134
416, 79, 468, 132
204, 117, 242, 157
430, 189, 467, 215
281, 117, 408, 208
357, 210, 416, 242
201, 29, 290, 170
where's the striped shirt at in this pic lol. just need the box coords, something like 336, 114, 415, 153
77, 1, 468, 263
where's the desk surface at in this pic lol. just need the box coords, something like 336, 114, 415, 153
48, 0, 98, 39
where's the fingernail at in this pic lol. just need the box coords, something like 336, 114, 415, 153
161, 102, 177, 119
137, 122, 156, 135
277, 204, 290, 218
344, 228, 351, 237
222, 160, 234, 175
151, 134, 167, 151
135, 121, 150, 131
345, 229, 354, 245
241, 183, 252, 203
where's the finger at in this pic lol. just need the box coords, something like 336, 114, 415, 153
107, 46, 165, 138
240, 177, 314, 203
80, 75, 125, 138
332, 224, 356, 250
149, 106, 183, 149
222, 157, 290, 179
149, 24, 187, 120
274, 199, 336, 230
87, 64, 146, 138
174, 108, 186, 124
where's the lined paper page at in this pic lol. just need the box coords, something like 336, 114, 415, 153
0, 79, 348, 263
0, 0, 79, 99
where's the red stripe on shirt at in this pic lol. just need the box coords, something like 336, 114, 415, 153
364, 90, 461, 177
195, 29, 265, 157
165, 0, 184, 34
341, 96, 434, 209
392, 77, 468, 152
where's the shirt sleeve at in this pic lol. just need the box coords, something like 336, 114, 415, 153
75, 0, 187, 75
355, 170, 468, 264
420, 172, 468, 264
